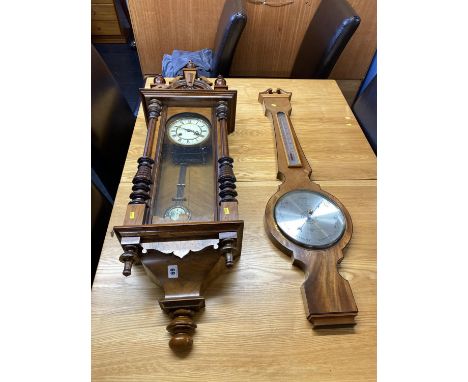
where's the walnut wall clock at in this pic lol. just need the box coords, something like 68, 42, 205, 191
258, 88, 358, 327
113, 62, 243, 351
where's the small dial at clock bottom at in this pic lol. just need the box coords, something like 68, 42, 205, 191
164, 206, 191, 221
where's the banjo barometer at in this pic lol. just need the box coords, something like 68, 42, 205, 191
114, 62, 243, 351
258, 88, 358, 326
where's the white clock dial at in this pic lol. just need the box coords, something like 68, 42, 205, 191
167, 113, 211, 146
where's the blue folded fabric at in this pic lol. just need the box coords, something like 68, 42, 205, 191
162, 49, 213, 77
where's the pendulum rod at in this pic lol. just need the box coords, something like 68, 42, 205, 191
173, 164, 188, 204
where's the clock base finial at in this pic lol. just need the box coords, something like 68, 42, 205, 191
119, 245, 138, 276
167, 309, 197, 352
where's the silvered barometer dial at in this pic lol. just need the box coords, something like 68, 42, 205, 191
167, 112, 211, 146
274, 190, 346, 248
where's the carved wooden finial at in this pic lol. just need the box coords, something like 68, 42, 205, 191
182, 61, 197, 88
148, 98, 163, 119
166, 309, 197, 352
119, 245, 138, 276
214, 75, 228, 90
186, 60, 196, 69
220, 238, 237, 267
153, 74, 166, 85
150, 74, 170, 89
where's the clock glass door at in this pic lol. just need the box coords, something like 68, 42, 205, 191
151, 108, 216, 223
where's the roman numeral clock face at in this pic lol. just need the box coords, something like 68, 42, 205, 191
167, 113, 211, 146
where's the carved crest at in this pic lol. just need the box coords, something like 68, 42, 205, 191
150, 61, 217, 90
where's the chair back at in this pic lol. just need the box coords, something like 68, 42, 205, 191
92, 179, 113, 283
356, 50, 377, 98
353, 74, 377, 154
211, 0, 247, 77
91, 44, 135, 200
291, 0, 360, 79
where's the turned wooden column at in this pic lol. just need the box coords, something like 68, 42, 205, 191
119, 244, 138, 277
216, 100, 237, 204
216, 97, 239, 267
120, 98, 162, 277
129, 98, 162, 205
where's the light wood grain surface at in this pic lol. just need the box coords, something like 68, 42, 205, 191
128, 0, 376, 79
92, 79, 376, 381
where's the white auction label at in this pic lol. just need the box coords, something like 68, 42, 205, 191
168, 265, 178, 279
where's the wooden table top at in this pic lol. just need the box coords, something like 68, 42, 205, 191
92, 78, 376, 382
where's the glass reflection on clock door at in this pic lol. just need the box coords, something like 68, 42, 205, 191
152, 110, 215, 224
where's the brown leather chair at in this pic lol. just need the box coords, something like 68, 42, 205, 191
211, 0, 247, 77
291, 0, 360, 79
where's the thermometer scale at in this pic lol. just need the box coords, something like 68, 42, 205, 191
277, 111, 301, 167
259, 88, 358, 327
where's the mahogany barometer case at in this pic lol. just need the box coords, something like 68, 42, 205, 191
113, 63, 243, 352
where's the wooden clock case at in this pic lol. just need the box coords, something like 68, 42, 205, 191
113, 63, 243, 351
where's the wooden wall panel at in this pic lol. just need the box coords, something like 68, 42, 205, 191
128, 0, 224, 75
129, 0, 376, 79
230, 0, 319, 77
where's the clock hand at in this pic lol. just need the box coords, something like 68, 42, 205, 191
181, 127, 201, 136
